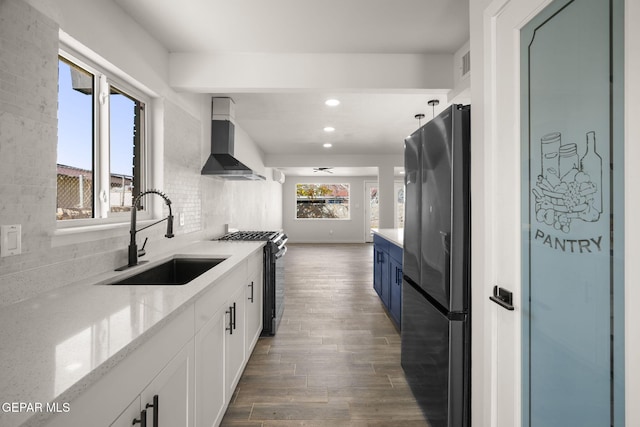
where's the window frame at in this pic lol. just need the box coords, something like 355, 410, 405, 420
106, 80, 147, 219
294, 183, 351, 220
57, 46, 152, 229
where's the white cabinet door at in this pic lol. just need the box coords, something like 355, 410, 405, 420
109, 396, 140, 427
141, 341, 195, 427
224, 285, 245, 398
194, 307, 226, 427
245, 267, 263, 352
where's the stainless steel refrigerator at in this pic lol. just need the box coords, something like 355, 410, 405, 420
401, 104, 471, 427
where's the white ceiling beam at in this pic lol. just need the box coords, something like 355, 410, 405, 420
264, 153, 403, 168
170, 52, 453, 92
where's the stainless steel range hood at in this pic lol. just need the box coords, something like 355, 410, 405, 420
201, 98, 265, 180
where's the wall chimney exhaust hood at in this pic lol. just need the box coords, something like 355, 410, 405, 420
201, 98, 265, 181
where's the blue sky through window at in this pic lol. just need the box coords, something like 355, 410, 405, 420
58, 60, 138, 177
57, 60, 92, 171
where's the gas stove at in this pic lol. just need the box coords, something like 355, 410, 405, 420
217, 230, 287, 336
218, 230, 281, 241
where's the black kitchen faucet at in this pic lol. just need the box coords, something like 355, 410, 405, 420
117, 189, 174, 270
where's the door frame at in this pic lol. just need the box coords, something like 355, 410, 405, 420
624, 2, 640, 425
475, 0, 640, 426
364, 180, 377, 242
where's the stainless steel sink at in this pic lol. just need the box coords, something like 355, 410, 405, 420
110, 257, 226, 285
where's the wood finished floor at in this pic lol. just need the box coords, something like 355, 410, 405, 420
220, 243, 430, 427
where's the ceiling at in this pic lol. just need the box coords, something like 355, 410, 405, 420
274, 166, 406, 177
114, 0, 470, 176
113, 0, 469, 55
220, 92, 450, 155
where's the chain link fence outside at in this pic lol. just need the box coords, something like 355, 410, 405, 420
57, 166, 134, 220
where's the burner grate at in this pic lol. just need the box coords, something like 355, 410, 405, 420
219, 231, 279, 241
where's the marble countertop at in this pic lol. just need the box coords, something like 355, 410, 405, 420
0, 240, 264, 427
373, 228, 404, 248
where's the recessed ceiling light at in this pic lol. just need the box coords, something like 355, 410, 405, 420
325, 99, 340, 107
323, 143, 332, 148
323, 126, 335, 132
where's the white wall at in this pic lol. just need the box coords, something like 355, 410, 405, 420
0, 0, 283, 305
230, 118, 269, 178
448, 40, 471, 104
283, 176, 375, 243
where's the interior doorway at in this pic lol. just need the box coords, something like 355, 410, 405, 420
364, 181, 378, 243
364, 180, 405, 243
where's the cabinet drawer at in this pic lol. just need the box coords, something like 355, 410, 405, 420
247, 247, 264, 277
389, 243, 402, 264
373, 234, 390, 252
195, 261, 246, 332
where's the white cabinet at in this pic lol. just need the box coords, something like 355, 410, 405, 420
224, 285, 246, 398
110, 340, 194, 427
141, 341, 194, 427
245, 253, 263, 352
194, 307, 226, 427
193, 246, 263, 427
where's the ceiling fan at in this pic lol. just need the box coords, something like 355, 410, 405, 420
313, 167, 333, 174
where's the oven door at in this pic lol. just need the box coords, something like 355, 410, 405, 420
261, 242, 286, 336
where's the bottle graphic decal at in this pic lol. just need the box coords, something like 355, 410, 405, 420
532, 131, 601, 232
580, 131, 602, 214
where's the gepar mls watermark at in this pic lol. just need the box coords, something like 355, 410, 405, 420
2, 402, 70, 413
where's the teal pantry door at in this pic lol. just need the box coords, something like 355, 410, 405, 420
521, 0, 624, 426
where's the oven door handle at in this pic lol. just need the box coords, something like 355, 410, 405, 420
276, 237, 288, 250
275, 246, 287, 259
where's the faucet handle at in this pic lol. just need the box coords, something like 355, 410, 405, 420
138, 237, 148, 258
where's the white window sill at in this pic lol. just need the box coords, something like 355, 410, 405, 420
52, 219, 156, 247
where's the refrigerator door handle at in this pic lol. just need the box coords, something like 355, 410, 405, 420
439, 231, 450, 255
490, 286, 515, 311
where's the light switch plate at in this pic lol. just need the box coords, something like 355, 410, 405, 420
1, 224, 22, 257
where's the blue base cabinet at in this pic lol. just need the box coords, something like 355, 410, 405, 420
373, 234, 402, 330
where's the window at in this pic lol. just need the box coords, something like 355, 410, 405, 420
57, 51, 147, 223
296, 183, 350, 219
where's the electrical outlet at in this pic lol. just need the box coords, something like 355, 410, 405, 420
179, 212, 185, 226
